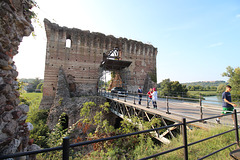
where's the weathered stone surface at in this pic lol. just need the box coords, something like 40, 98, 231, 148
0, 59, 8, 68
2, 121, 17, 136
6, 92, 17, 101
0, 84, 12, 94
0, 77, 4, 84
27, 144, 41, 160
2, 112, 13, 122
0, 137, 12, 151
54, 68, 70, 100
18, 104, 29, 114
4, 105, 14, 111
11, 110, 22, 120
0, 107, 4, 115
1, 138, 21, 155
0, 94, 7, 105
18, 115, 27, 122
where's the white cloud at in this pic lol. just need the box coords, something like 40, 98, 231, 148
208, 42, 223, 48
236, 14, 240, 18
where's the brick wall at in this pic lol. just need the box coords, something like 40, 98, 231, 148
41, 19, 157, 109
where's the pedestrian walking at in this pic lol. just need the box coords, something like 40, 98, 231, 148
152, 88, 158, 109
138, 86, 143, 105
216, 85, 237, 124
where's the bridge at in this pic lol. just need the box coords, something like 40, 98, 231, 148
98, 90, 240, 146
100, 90, 239, 131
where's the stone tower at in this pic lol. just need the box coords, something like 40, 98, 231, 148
41, 19, 157, 109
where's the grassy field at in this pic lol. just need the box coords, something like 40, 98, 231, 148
188, 90, 217, 97
20, 92, 43, 121
21, 92, 43, 100
157, 125, 236, 160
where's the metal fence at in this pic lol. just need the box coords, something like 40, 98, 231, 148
0, 108, 239, 160
100, 90, 240, 123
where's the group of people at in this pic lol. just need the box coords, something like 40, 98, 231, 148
137, 86, 158, 109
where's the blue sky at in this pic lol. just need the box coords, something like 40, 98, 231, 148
15, 0, 240, 83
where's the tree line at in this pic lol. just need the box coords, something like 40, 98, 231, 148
18, 78, 43, 93
157, 66, 240, 101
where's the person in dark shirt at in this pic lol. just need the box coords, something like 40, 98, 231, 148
138, 86, 143, 105
216, 85, 237, 124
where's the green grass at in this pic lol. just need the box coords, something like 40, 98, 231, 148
156, 126, 236, 160
21, 92, 43, 100
20, 92, 43, 121
188, 91, 217, 97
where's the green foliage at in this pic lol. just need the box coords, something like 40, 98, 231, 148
27, 108, 49, 148
19, 78, 43, 93
187, 85, 217, 91
21, 93, 49, 148
222, 66, 240, 101
158, 79, 188, 97
182, 80, 226, 87
20, 92, 42, 106
217, 83, 226, 94
158, 126, 236, 160
36, 82, 43, 92
58, 97, 63, 105
187, 91, 217, 97
80, 102, 97, 124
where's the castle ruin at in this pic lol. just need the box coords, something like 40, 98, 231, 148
40, 19, 158, 110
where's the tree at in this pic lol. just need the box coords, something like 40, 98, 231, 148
217, 84, 226, 94
158, 79, 188, 97
222, 66, 240, 101
26, 78, 43, 92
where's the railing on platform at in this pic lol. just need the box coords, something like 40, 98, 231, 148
99, 90, 224, 121
0, 110, 239, 160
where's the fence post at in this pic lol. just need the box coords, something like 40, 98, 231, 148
182, 118, 188, 160
62, 137, 70, 160
133, 93, 136, 105
124, 94, 126, 102
117, 93, 119, 100
199, 93, 203, 120
166, 96, 171, 114
233, 109, 239, 147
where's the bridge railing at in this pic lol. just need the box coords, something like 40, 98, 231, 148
99, 89, 240, 123
0, 110, 239, 160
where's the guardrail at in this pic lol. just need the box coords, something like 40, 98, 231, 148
99, 90, 222, 120
0, 110, 239, 160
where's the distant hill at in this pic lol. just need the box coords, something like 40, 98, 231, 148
182, 81, 227, 87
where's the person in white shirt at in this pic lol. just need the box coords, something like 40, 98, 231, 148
151, 88, 158, 109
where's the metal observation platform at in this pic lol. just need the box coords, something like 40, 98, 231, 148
100, 48, 132, 71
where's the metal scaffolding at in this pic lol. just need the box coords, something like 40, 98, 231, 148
99, 48, 132, 91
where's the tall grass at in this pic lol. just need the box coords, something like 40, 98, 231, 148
147, 126, 236, 160
20, 92, 43, 120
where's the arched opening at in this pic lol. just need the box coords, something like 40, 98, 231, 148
66, 35, 71, 48
60, 113, 69, 131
